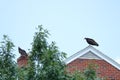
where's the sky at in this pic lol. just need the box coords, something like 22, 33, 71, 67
0, 0, 120, 63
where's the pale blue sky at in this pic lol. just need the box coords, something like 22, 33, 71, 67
0, 0, 120, 63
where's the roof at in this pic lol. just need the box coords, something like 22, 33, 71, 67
64, 45, 120, 70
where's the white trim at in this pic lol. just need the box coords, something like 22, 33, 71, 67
64, 45, 120, 70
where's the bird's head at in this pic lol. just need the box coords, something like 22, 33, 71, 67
84, 38, 88, 40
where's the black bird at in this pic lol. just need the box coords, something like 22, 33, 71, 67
18, 47, 28, 56
85, 38, 99, 46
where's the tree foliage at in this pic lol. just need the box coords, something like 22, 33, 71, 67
30, 25, 67, 80
84, 64, 97, 80
0, 35, 16, 80
18, 25, 68, 80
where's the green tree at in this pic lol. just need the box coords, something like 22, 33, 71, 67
21, 25, 68, 80
69, 70, 84, 80
84, 63, 102, 80
84, 64, 96, 80
0, 35, 16, 80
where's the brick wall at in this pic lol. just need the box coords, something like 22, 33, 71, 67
67, 58, 120, 80
17, 55, 28, 67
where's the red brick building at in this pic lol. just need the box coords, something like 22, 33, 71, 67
64, 45, 120, 80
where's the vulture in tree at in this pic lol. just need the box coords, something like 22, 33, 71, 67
85, 38, 99, 46
18, 47, 28, 56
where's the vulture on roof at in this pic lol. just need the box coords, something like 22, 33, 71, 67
85, 38, 99, 46
18, 47, 28, 56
